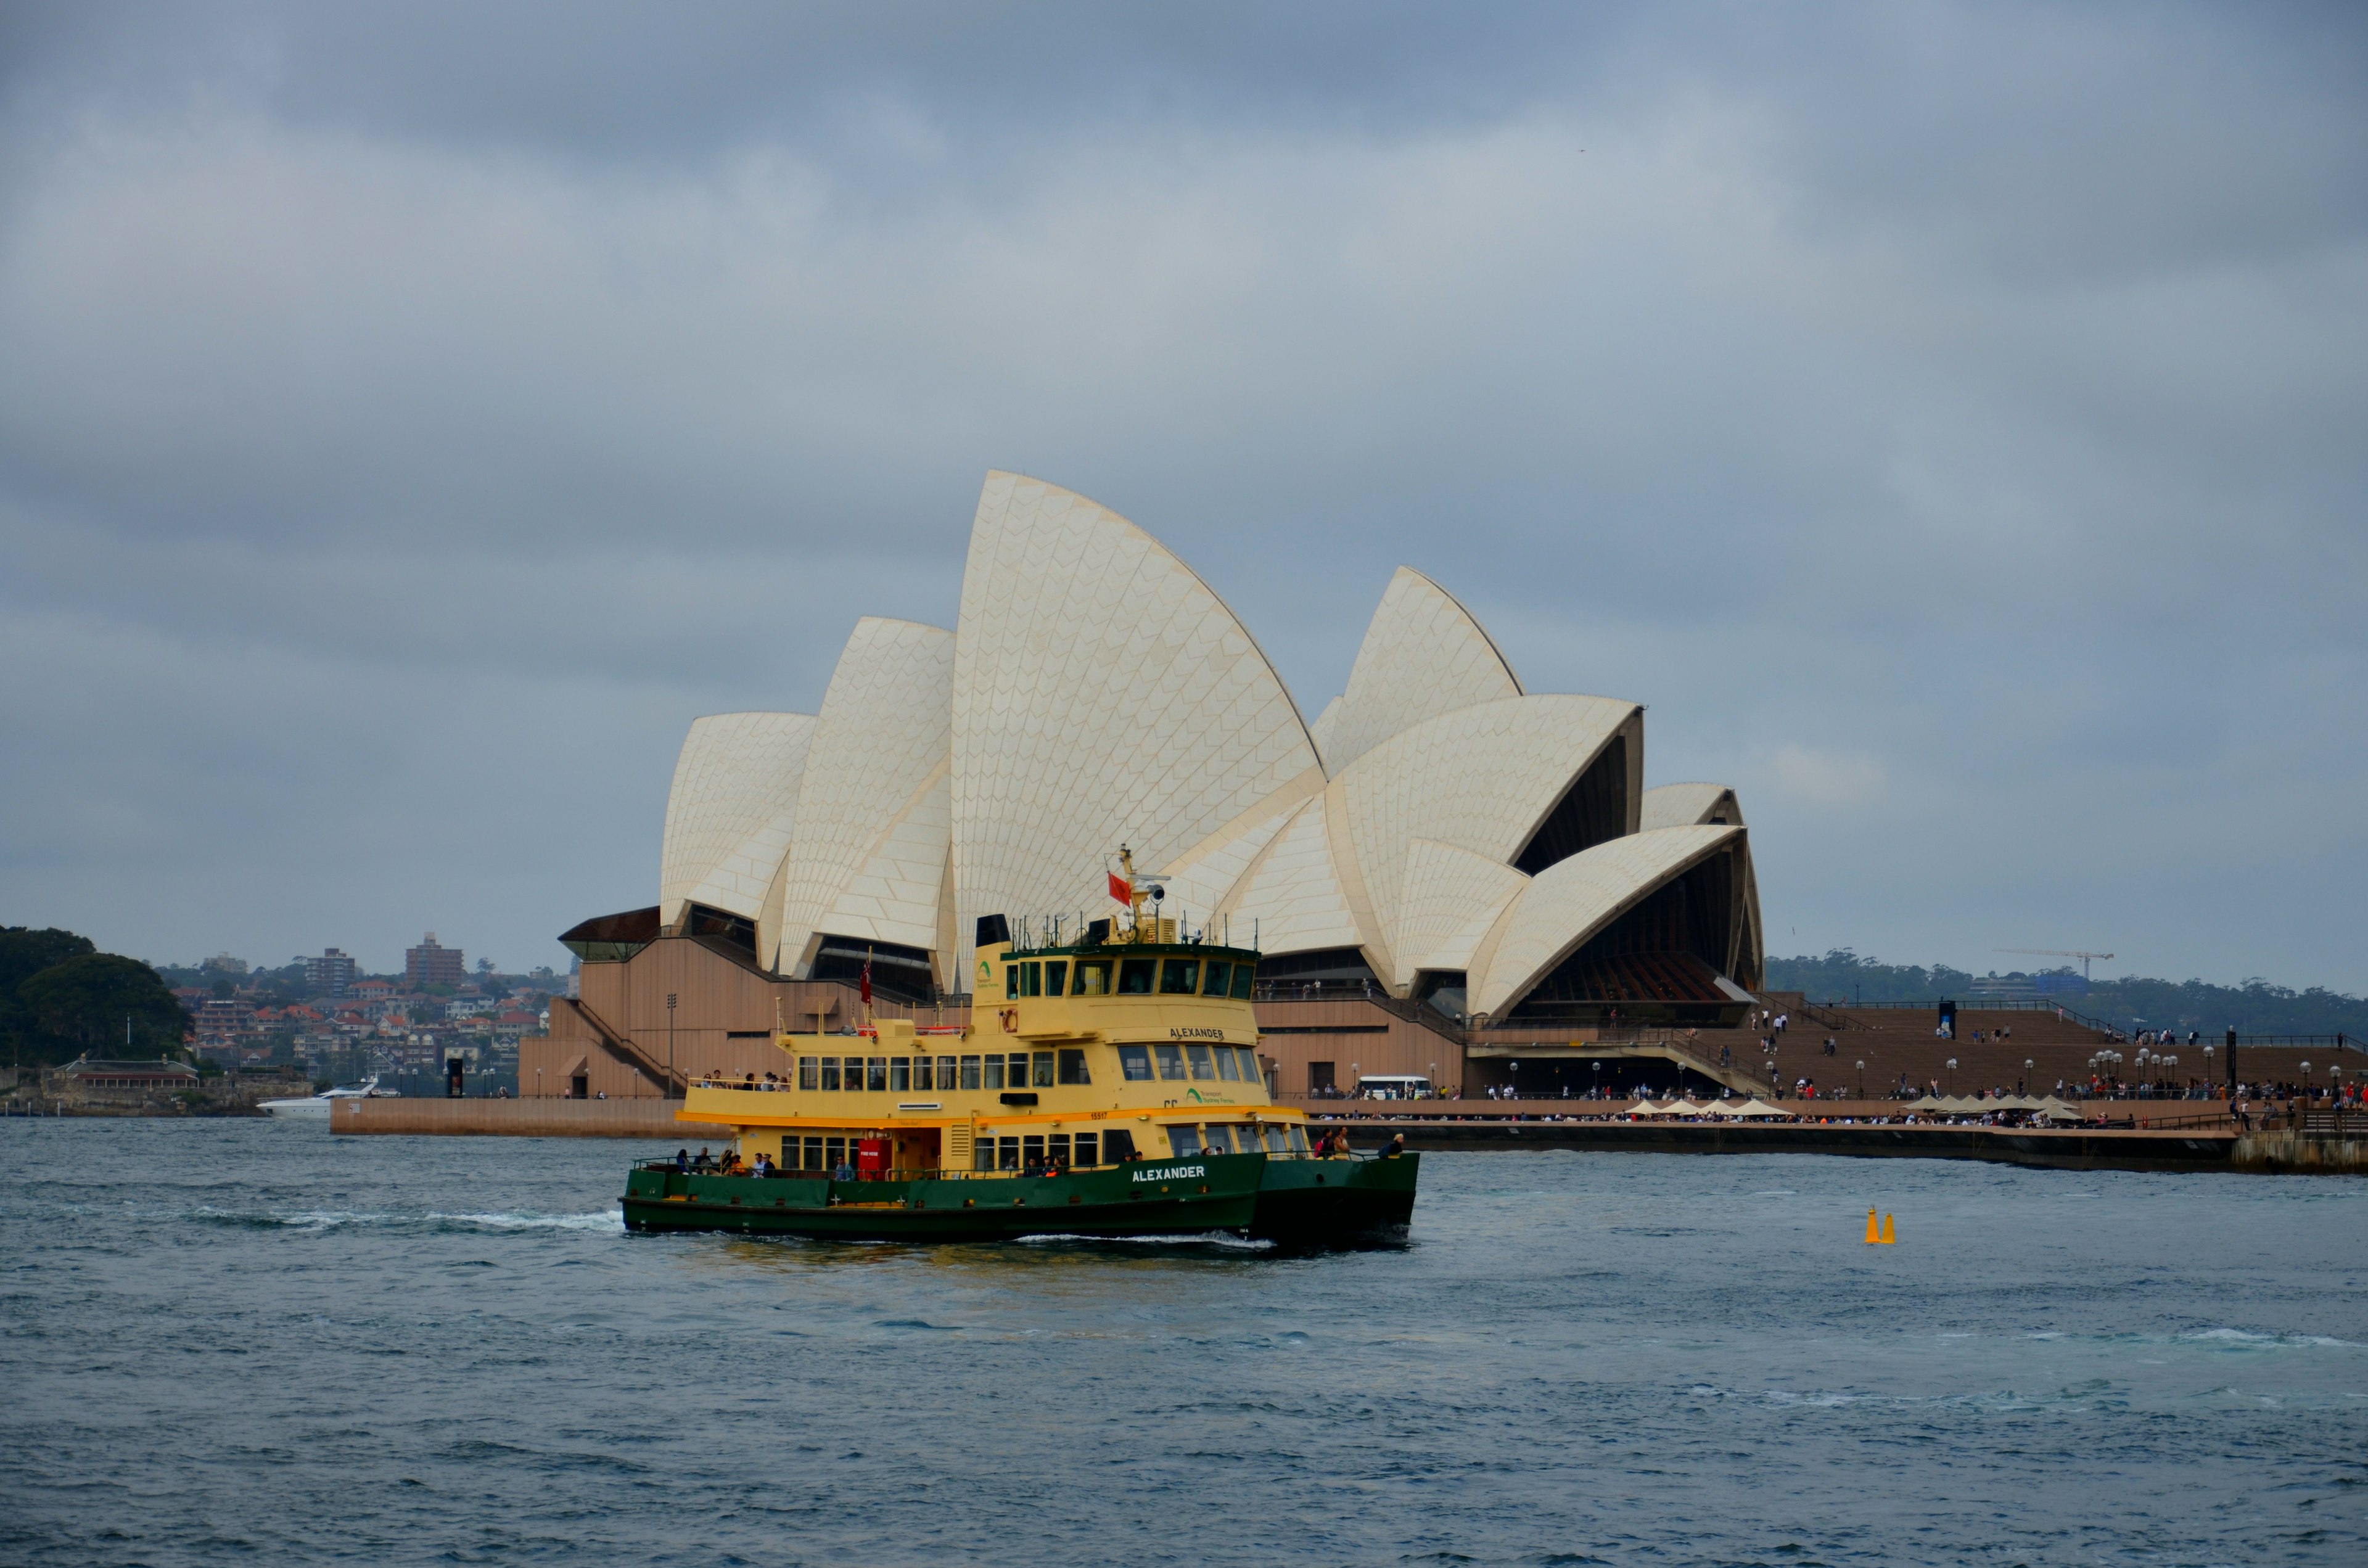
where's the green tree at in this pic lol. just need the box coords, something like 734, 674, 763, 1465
0, 927, 97, 996
15, 953, 191, 1061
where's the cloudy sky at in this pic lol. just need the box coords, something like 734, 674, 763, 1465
2, 1, 2361, 988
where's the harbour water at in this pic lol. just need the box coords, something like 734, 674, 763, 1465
3, 1119, 2363, 1566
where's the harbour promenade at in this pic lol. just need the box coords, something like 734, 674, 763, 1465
323, 1091, 2367, 1173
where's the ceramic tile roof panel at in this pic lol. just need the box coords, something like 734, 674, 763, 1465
1388, 838, 1531, 990
1333, 693, 1640, 981
1217, 795, 1365, 956
657, 712, 816, 927
773, 618, 956, 975
951, 471, 1322, 974
1150, 777, 1322, 934
1306, 696, 1344, 766
1470, 824, 1742, 1017
1641, 782, 1745, 829
1321, 567, 1523, 773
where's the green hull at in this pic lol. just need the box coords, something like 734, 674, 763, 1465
1251, 1152, 1420, 1244
621, 1153, 1263, 1241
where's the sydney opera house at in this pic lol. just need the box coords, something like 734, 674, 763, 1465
528, 472, 1762, 1102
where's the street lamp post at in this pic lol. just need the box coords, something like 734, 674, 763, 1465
1947, 1057, 1958, 1098
1856, 1059, 1865, 1099
666, 992, 678, 1099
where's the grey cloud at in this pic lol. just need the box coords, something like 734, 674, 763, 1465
0, 1, 2361, 987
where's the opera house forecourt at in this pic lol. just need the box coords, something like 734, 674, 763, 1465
527, 471, 1763, 1105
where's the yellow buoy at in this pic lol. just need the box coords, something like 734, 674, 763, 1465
1864, 1207, 1880, 1244
1879, 1212, 1896, 1244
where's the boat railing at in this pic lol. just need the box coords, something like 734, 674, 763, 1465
631, 1152, 1333, 1180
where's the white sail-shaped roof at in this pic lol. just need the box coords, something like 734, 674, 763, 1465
1306, 696, 1344, 766
1215, 795, 1367, 956
771, 618, 956, 977
1641, 782, 1745, 829
657, 712, 816, 929
1318, 567, 1523, 773
1469, 824, 1743, 1017
951, 472, 1323, 977
1388, 839, 1530, 990
1331, 693, 1640, 985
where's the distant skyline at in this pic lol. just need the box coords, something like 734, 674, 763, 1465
2, 3, 2362, 991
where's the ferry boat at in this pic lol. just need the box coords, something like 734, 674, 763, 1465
620, 855, 1418, 1244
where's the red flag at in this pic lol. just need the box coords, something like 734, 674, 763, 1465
1108, 871, 1132, 905
858, 956, 873, 1007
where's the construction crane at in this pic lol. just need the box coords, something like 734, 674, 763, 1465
1996, 948, 2115, 980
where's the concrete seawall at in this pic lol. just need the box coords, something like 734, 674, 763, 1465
1368, 1119, 2243, 1172
332, 1098, 733, 1139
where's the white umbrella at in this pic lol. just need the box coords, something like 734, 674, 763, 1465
1728, 1099, 1790, 1119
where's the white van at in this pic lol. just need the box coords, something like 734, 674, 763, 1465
1354, 1074, 1434, 1100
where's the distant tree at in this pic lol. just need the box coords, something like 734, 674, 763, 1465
15, 954, 192, 1062
0, 927, 97, 996
1766, 950, 2368, 1038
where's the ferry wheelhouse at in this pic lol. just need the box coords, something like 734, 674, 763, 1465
620, 858, 1418, 1242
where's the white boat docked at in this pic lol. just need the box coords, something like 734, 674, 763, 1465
259, 1076, 400, 1117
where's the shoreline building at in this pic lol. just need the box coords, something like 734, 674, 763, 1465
405, 934, 464, 988
529, 472, 1762, 1102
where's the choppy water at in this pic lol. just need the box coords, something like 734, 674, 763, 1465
3, 1120, 2364, 1566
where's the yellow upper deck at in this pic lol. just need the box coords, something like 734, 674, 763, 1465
680, 937, 1286, 1136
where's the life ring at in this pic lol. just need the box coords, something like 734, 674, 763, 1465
1000, 1008, 1019, 1034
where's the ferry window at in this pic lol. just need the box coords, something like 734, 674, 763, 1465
1202, 1124, 1234, 1154
804, 1136, 826, 1170
1286, 1126, 1312, 1154
1022, 1135, 1045, 1169
1235, 1048, 1263, 1083
913, 1057, 932, 1092
1160, 959, 1200, 995
1216, 1048, 1244, 1082
1043, 961, 1067, 996
867, 1057, 888, 1092
1185, 1044, 1216, 1080
1004, 966, 1019, 999
1020, 962, 1042, 998
1169, 1125, 1204, 1157
1154, 1043, 1188, 1081
1073, 1131, 1099, 1167
984, 1055, 1005, 1090
1117, 958, 1157, 994
1261, 1125, 1287, 1154
1072, 959, 1111, 996
974, 1139, 995, 1172
1202, 960, 1231, 996
1032, 1051, 1055, 1088
998, 1137, 1021, 1172
1230, 965, 1255, 1000
1008, 1053, 1031, 1088
1047, 1133, 1069, 1167
826, 1136, 847, 1171
1118, 1044, 1154, 1082
890, 1058, 911, 1093
1103, 1128, 1137, 1162
937, 1054, 957, 1089
799, 1056, 818, 1091
1057, 1048, 1090, 1085
821, 1056, 842, 1091
960, 1054, 982, 1090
